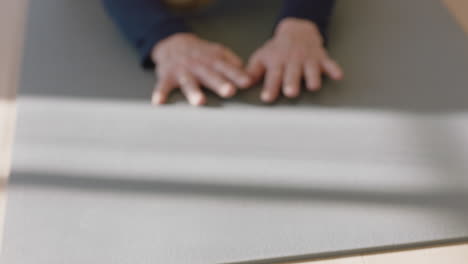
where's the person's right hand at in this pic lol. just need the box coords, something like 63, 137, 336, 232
151, 33, 251, 106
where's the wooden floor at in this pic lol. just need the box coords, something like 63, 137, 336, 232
0, 0, 467, 263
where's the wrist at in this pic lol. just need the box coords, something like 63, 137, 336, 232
151, 32, 197, 63
275, 18, 323, 44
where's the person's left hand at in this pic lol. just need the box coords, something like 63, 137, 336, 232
247, 18, 344, 103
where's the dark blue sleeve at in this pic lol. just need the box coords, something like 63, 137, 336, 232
102, 0, 190, 68
277, 0, 336, 42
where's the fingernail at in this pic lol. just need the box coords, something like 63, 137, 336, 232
151, 94, 161, 105
220, 83, 234, 97
284, 85, 297, 97
190, 94, 205, 106
261, 91, 272, 102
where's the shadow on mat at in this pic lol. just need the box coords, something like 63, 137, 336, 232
10, 170, 468, 213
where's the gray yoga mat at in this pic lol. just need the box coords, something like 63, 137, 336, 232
3, 0, 468, 263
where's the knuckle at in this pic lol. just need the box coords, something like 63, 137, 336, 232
308, 58, 320, 65
211, 59, 225, 69
290, 50, 303, 58
183, 57, 201, 67
306, 59, 320, 69
157, 66, 174, 78
210, 44, 224, 54
266, 58, 283, 69
253, 54, 265, 64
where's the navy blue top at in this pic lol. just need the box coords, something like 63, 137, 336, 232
102, 0, 336, 68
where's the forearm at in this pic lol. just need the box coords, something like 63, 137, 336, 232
102, 0, 190, 68
277, 0, 336, 42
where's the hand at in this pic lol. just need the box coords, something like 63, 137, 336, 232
247, 18, 344, 103
151, 33, 251, 106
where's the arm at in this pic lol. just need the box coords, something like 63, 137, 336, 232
277, 0, 336, 42
102, 0, 190, 68
102, 0, 250, 106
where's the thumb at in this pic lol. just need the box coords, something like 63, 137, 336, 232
246, 56, 265, 84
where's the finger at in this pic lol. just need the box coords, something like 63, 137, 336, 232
283, 62, 302, 98
246, 55, 266, 84
177, 71, 206, 106
261, 65, 283, 103
212, 60, 251, 89
222, 48, 243, 67
321, 58, 344, 80
304, 62, 322, 91
152, 77, 175, 105
191, 66, 236, 98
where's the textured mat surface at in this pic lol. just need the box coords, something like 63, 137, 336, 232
3, 0, 468, 263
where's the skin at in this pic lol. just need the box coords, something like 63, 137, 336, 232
151, 18, 343, 106
247, 18, 344, 103
151, 33, 251, 106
